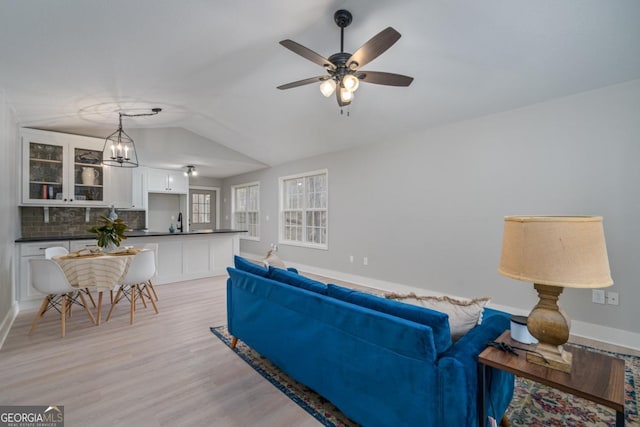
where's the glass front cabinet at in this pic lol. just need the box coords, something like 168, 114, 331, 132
21, 129, 109, 206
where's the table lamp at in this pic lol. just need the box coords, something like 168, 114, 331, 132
498, 216, 613, 373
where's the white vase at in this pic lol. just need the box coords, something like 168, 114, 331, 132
82, 167, 99, 186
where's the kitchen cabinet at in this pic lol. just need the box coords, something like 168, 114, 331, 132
17, 241, 70, 304
124, 233, 239, 284
147, 168, 188, 194
131, 167, 147, 209
21, 129, 109, 206
105, 165, 147, 210
105, 167, 132, 209
16, 232, 241, 309
69, 239, 97, 251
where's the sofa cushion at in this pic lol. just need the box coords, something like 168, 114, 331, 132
267, 266, 328, 295
234, 255, 268, 277
327, 284, 451, 353
385, 293, 490, 342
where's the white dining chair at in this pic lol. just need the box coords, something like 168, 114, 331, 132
106, 249, 159, 325
44, 246, 68, 258
29, 258, 96, 337
143, 242, 159, 301
45, 246, 96, 308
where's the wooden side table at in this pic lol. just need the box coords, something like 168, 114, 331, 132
478, 331, 625, 427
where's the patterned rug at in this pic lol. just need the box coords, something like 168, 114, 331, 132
211, 326, 639, 427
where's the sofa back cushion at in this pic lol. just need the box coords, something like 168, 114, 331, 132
327, 284, 451, 353
267, 266, 328, 295
234, 255, 269, 277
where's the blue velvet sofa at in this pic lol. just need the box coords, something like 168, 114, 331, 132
227, 256, 514, 427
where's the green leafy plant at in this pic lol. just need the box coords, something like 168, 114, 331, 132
87, 216, 128, 249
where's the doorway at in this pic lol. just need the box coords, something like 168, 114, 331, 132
189, 187, 220, 231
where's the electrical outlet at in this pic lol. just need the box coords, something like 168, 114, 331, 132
606, 291, 619, 305
592, 289, 606, 304
363, 257, 368, 266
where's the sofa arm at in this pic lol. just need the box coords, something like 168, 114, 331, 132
286, 267, 299, 274
437, 313, 514, 426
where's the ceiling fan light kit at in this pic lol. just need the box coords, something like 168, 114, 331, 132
277, 9, 413, 110
319, 79, 337, 97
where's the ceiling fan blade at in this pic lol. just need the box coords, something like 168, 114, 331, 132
277, 76, 329, 90
347, 27, 401, 69
279, 39, 335, 70
358, 71, 414, 87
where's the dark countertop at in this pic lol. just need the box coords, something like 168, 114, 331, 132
15, 229, 247, 243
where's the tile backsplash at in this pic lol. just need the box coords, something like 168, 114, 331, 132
21, 207, 145, 238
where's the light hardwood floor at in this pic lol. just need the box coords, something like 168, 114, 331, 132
1, 273, 638, 427
0, 276, 322, 427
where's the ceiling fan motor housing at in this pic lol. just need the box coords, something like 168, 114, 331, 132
334, 10, 353, 28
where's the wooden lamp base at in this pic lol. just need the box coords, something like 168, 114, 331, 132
526, 283, 573, 373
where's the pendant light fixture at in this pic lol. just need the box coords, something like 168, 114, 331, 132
184, 165, 198, 177
102, 108, 162, 168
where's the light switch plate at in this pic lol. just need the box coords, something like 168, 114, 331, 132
592, 289, 605, 304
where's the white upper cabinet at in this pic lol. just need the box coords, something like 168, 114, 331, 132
131, 166, 147, 209
105, 166, 133, 209
104, 164, 148, 210
21, 129, 109, 206
147, 168, 188, 194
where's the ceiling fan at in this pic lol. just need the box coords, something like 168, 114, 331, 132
277, 9, 414, 107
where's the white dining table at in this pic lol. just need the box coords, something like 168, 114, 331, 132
53, 248, 142, 324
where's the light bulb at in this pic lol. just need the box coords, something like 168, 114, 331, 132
319, 79, 337, 97
340, 86, 354, 103
342, 74, 359, 92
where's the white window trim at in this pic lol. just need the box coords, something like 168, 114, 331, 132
278, 169, 329, 250
231, 181, 260, 241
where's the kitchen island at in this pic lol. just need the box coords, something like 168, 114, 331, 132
15, 229, 246, 309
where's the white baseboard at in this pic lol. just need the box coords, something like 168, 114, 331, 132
241, 252, 640, 352
0, 302, 18, 350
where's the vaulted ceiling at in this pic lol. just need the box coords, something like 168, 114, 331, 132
1, 1, 639, 178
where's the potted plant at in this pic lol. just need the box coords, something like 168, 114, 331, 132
88, 216, 128, 252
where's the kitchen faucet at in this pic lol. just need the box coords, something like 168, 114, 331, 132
177, 212, 183, 232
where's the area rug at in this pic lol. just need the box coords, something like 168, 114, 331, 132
210, 326, 639, 427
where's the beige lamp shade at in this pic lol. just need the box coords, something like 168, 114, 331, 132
499, 216, 613, 289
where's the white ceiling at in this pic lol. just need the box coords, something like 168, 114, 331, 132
2, 0, 640, 178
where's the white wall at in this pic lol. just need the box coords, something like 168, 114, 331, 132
222, 79, 640, 343
0, 88, 19, 347
148, 193, 183, 232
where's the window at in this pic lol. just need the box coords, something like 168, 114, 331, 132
191, 192, 211, 225
232, 182, 260, 240
279, 170, 328, 249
